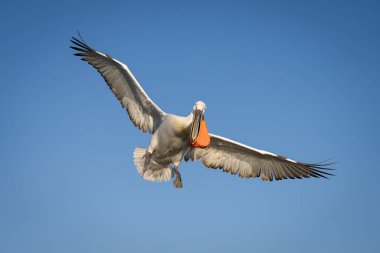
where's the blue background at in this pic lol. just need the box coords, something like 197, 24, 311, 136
1, 0, 379, 252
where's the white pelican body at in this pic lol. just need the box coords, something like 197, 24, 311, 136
134, 114, 194, 186
71, 35, 332, 188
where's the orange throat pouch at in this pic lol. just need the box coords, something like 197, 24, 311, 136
190, 120, 210, 148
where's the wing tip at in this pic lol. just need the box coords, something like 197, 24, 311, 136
69, 32, 95, 55
305, 161, 336, 179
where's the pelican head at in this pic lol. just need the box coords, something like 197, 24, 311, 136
190, 101, 207, 143
193, 101, 206, 112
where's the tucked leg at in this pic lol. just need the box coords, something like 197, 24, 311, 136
143, 150, 152, 172
172, 166, 183, 188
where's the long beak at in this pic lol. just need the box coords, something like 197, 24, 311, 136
190, 110, 203, 143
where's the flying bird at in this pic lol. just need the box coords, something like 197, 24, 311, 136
70, 35, 333, 188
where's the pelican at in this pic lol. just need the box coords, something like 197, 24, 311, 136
70, 35, 333, 188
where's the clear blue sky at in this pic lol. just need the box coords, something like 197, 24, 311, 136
0, 0, 379, 252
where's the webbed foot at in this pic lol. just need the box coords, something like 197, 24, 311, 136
172, 166, 183, 189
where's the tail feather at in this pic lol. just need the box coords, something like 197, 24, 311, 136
133, 147, 172, 182
133, 147, 147, 176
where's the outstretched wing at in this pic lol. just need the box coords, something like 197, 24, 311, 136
70, 35, 165, 134
185, 134, 333, 181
